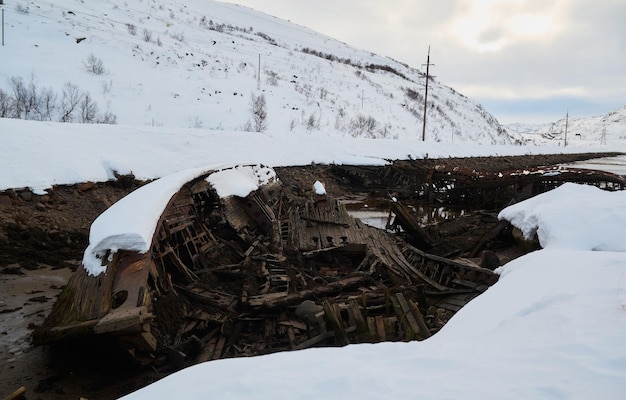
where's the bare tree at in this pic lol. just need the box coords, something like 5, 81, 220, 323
24, 74, 42, 120
7, 76, 27, 119
60, 82, 82, 122
79, 91, 99, 123
0, 89, 9, 118
249, 93, 267, 132
39, 87, 57, 121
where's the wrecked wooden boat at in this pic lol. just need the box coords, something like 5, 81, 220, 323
330, 162, 626, 208
34, 164, 499, 368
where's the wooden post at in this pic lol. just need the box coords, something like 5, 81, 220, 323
563, 111, 569, 147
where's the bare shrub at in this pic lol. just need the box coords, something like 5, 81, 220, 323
248, 93, 267, 132
265, 70, 279, 86
350, 114, 378, 138
98, 110, 117, 124
189, 116, 203, 129
170, 31, 185, 42
142, 28, 152, 42
16, 3, 30, 14
126, 23, 137, 36
101, 79, 113, 95
84, 54, 106, 75
79, 91, 99, 123
306, 112, 317, 131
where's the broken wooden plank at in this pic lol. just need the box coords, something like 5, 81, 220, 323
195, 331, 220, 363
212, 335, 227, 360
94, 306, 153, 335
163, 247, 198, 283
390, 294, 420, 339
278, 320, 308, 331
407, 298, 431, 339
374, 315, 386, 341
348, 299, 368, 338
174, 285, 239, 312
366, 317, 377, 341
293, 331, 335, 350
322, 299, 349, 346
287, 326, 297, 349
2, 386, 26, 400
247, 274, 371, 308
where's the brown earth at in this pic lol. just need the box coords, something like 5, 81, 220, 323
0, 152, 620, 400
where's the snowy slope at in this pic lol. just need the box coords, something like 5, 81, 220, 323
506, 105, 626, 146
0, 0, 519, 143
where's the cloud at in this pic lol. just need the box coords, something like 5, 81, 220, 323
447, 1, 565, 52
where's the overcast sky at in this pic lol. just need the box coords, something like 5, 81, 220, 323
221, 0, 626, 124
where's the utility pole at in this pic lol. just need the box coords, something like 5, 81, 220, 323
2, 7, 5, 47
563, 110, 569, 147
421, 46, 434, 141
257, 54, 261, 90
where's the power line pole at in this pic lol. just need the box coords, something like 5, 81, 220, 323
257, 54, 261, 90
563, 110, 569, 147
2, 7, 5, 47
421, 46, 434, 141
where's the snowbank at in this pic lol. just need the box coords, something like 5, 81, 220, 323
498, 182, 626, 251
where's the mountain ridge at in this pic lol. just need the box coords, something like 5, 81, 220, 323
1, 0, 520, 144
506, 105, 626, 145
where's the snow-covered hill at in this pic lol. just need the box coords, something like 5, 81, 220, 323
0, 0, 519, 144
506, 105, 626, 146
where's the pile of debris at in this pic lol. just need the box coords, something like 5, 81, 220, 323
34, 167, 501, 370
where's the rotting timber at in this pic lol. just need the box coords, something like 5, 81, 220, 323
34, 169, 498, 367
33, 158, 626, 371
330, 161, 626, 209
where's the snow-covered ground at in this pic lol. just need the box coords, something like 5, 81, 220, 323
2, 116, 623, 195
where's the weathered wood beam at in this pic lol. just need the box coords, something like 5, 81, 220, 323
247, 274, 372, 308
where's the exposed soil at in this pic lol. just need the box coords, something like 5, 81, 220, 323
0, 152, 620, 400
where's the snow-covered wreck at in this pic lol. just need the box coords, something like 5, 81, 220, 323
34, 163, 501, 366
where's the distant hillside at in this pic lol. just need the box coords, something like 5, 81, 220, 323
506, 105, 626, 146
0, 0, 519, 144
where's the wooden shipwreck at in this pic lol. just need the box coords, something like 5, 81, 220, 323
34, 165, 500, 368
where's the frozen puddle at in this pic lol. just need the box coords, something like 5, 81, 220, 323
0, 265, 72, 361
